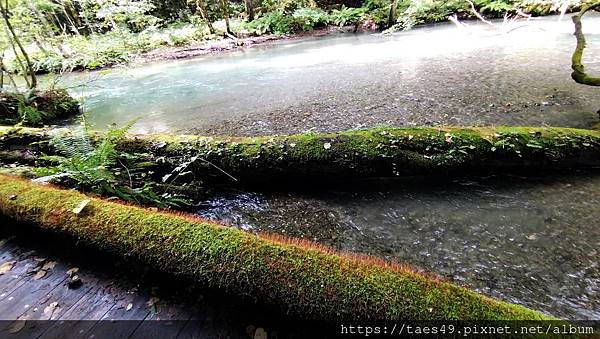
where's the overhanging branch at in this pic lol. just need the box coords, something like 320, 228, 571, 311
571, 1, 600, 86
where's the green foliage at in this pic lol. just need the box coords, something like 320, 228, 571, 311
330, 6, 367, 26
1, 0, 209, 73
395, 0, 470, 30
361, 0, 393, 26
17, 101, 46, 126
21, 22, 207, 73
36, 119, 189, 208
474, 0, 516, 13
77, 0, 162, 32
244, 9, 294, 35
292, 7, 330, 31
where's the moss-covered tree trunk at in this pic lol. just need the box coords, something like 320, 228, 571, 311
571, 1, 600, 86
1, 126, 600, 185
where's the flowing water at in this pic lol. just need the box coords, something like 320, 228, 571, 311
199, 172, 600, 320
61, 14, 600, 135
56, 15, 600, 319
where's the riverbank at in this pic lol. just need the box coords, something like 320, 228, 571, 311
3, 0, 584, 75
135, 25, 367, 66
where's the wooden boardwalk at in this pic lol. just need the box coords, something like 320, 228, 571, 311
0, 224, 323, 338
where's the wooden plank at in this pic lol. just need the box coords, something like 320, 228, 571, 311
36, 282, 120, 339
0, 258, 70, 338
18, 270, 100, 321
0, 248, 38, 301
57, 281, 119, 320
176, 303, 246, 339
130, 301, 193, 339
83, 290, 151, 338
0, 260, 69, 320
0, 235, 15, 251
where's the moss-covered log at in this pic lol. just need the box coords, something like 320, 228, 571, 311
1, 126, 600, 184
0, 175, 552, 320
0, 90, 80, 126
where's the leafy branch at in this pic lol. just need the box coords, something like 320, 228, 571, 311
35, 119, 190, 209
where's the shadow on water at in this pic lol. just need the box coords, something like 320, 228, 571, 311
198, 169, 600, 320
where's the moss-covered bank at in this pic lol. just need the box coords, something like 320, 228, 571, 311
0, 90, 80, 127
1, 126, 600, 184
0, 175, 552, 320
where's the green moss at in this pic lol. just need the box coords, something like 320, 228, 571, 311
1, 126, 600, 184
0, 90, 80, 127
0, 174, 552, 320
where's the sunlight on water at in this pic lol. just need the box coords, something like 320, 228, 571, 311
57, 14, 600, 134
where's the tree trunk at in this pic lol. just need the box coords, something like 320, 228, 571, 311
244, 0, 255, 21
571, 1, 600, 86
219, 0, 233, 35
2, 126, 600, 184
0, 0, 37, 89
0, 53, 4, 89
388, 0, 398, 28
196, 0, 215, 34
60, 1, 81, 35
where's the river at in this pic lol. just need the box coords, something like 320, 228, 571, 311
198, 171, 600, 320
57, 14, 600, 320
61, 14, 600, 136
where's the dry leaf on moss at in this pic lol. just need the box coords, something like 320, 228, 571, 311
72, 199, 91, 214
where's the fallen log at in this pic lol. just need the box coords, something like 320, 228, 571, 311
0, 175, 552, 320
1, 126, 600, 184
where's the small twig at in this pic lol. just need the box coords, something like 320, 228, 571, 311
198, 158, 238, 182
117, 158, 133, 189
163, 154, 238, 196
503, 24, 544, 34
516, 8, 531, 20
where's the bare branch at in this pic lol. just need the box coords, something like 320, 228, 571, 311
466, 0, 494, 26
